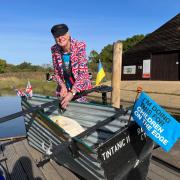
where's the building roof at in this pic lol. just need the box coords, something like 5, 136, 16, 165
124, 13, 180, 55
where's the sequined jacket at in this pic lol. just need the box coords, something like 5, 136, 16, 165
51, 38, 92, 93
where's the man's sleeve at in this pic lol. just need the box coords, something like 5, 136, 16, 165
72, 42, 92, 92
51, 46, 63, 85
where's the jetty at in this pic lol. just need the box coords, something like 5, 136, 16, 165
0, 138, 179, 180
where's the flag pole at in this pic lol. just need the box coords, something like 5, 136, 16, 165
128, 87, 142, 125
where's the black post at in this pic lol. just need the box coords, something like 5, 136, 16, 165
46, 73, 50, 81
102, 92, 107, 105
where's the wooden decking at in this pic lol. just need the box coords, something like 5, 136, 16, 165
0, 138, 179, 180
0, 138, 79, 180
147, 140, 180, 180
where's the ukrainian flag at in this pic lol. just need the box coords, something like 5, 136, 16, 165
96, 60, 105, 86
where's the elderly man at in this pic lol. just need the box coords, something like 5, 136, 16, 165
51, 24, 92, 109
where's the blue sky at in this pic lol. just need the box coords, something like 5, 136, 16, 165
0, 0, 179, 65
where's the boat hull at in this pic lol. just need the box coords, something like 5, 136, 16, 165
22, 95, 154, 180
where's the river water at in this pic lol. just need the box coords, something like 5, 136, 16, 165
0, 96, 26, 139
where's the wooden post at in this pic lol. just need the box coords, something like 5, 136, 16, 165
111, 41, 123, 108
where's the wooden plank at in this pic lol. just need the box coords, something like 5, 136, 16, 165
147, 162, 180, 180
50, 160, 79, 180
23, 140, 66, 180
0, 142, 11, 180
1, 140, 28, 180
112, 41, 122, 108
13, 140, 46, 180
0, 136, 26, 141
152, 141, 180, 169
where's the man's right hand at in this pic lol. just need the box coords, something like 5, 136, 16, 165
60, 84, 67, 97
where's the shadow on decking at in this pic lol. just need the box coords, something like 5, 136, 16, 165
0, 139, 44, 180
0, 156, 43, 180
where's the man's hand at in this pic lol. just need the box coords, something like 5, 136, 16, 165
60, 84, 67, 97
61, 92, 74, 109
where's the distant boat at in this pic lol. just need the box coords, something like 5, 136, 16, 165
21, 95, 154, 180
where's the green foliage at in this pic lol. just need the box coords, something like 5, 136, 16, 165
5, 64, 17, 72
122, 34, 145, 52
100, 44, 113, 63
17, 61, 32, 69
99, 44, 113, 72
88, 50, 100, 72
0, 59, 53, 73
0, 34, 145, 75
0, 59, 7, 73
16, 61, 44, 71
89, 50, 99, 62
89, 34, 145, 73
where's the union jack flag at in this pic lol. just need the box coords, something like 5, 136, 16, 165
26, 81, 33, 98
16, 89, 26, 97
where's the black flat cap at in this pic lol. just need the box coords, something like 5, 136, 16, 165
51, 24, 69, 37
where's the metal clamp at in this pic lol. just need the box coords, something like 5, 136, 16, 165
42, 140, 52, 155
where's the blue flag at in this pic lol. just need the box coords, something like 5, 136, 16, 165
132, 92, 180, 152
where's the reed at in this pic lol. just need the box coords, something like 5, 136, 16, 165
0, 72, 46, 80
0, 72, 56, 96
0, 71, 111, 96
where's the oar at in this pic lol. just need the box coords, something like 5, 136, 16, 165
0, 85, 112, 123
0, 100, 58, 124
74, 85, 112, 99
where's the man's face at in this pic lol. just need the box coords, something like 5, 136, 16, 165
55, 33, 70, 47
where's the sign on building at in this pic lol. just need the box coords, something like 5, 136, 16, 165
143, 59, 151, 78
123, 65, 136, 74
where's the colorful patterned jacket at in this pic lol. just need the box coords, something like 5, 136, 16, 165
51, 38, 92, 93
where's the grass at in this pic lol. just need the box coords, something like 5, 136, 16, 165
0, 72, 56, 96
0, 71, 112, 97
3, 72, 179, 104
1, 72, 180, 118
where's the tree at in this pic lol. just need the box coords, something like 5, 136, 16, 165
88, 50, 100, 72
122, 34, 145, 52
99, 44, 113, 72
98, 34, 145, 72
0, 59, 56, 73
5, 63, 17, 72
0, 59, 7, 73
42, 63, 54, 72
88, 50, 99, 62
17, 61, 32, 70
15, 61, 47, 72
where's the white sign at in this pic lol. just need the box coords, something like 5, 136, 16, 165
143, 59, 151, 78
123, 65, 136, 74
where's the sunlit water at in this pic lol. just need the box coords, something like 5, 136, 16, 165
0, 96, 26, 139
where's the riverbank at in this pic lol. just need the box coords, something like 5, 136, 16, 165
0, 72, 56, 96
1, 73, 180, 109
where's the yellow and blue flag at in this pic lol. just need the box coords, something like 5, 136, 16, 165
96, 60, 105, 86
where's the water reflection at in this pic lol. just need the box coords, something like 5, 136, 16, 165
0, 96, 26, 139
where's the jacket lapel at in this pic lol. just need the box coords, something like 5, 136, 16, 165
55, 45, 64, 78
70, 39, 78, 79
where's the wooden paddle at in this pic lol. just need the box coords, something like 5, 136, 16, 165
0, 85, 112, 123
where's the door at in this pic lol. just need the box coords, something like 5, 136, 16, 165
151, 53, 179, 80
